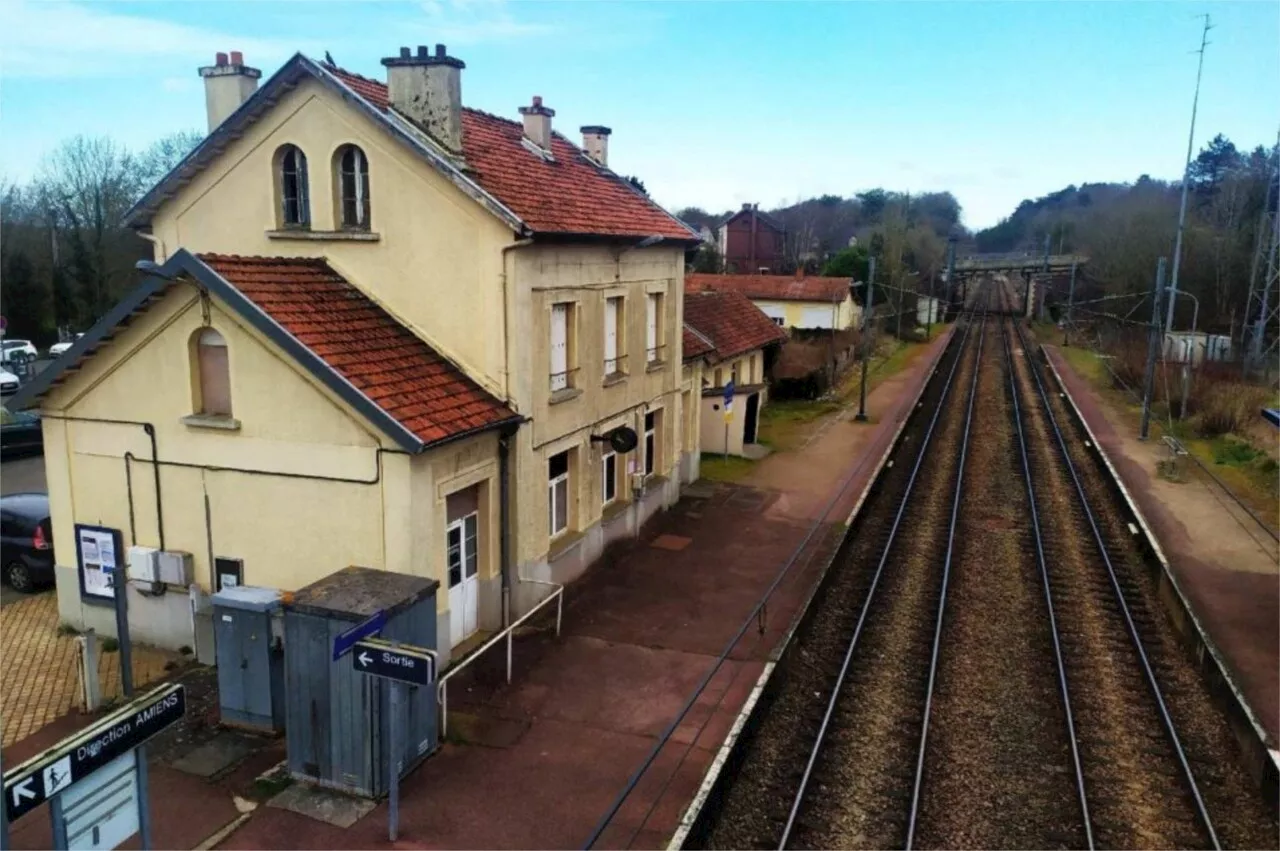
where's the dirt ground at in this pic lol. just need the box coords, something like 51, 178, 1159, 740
1046, 345, 1279, 743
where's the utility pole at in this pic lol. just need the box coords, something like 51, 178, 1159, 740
1166, 14, 1214, 334
1064, 261, 1078, 345
944, 237, 957, 315
856, 257, 876, 423
1140, 257, 1168, 441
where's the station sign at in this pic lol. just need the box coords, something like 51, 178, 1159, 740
3, 683, 184, 823
352, 637, 435, 686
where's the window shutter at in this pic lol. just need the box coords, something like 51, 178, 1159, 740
604, 298, 618, 372
550, 304, 568, 390
646, 295, 658, 359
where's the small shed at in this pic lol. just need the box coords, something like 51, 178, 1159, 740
283, 566, 439, 798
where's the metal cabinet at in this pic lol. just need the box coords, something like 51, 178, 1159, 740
212, 586, 285, 732
283, 566, 439, 798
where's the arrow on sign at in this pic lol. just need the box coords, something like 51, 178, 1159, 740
10, 777, 36, 809
358, 651, 373, 667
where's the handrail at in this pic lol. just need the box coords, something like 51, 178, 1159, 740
437, 580, 564, 738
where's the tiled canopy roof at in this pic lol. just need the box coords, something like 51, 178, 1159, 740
200, 254, 517, 445
682, 326, 715, 362
327, 65, 694, 241
683, 289, 787, 364
685, 273, 851, 304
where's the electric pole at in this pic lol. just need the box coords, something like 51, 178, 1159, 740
1141, 257, 1168, 441
856, 257, 876, 423
1166, 14, 1213, 333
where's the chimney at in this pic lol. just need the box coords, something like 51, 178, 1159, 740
519, 96, 555, 151
381, 44, 465, 153
197, 51, 262, 133
580, 125, 611, 167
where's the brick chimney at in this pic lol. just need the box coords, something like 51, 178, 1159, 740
580, 125, 611, 167
198, 51, 261, 133
519, 96, 554, 151
381, 44, 465, 153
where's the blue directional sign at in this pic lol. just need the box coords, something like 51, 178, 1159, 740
3, 683, 184, 823
723, 378, 735, 406
352, 638, 435, 686
332, 610, 386, 661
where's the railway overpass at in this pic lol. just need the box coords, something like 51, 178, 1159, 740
954, 252, 1088, 274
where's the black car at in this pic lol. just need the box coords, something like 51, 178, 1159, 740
1, 408, 42, 458
1, 493, 55, 593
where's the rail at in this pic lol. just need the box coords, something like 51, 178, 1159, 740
1012, 319, 1221, 849
904, 291, 988, 848
778, 302, 980, 848
437, 579, 564, 738
1001, 314, 1095, 848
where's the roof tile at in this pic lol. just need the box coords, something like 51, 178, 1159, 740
686, 273, 851, 304
683, 289, 787, 364
199, 254, 516, 446
328, 66, 694, 241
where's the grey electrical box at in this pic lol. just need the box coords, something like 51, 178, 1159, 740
283, 566, 439, 799
212, 585, 285, 733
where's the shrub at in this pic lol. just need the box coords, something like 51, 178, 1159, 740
1193, 382, 1271, 438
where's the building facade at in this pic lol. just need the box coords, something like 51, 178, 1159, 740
685, 272, 860, 331
10, 47, 699, 667
716, 204, 787, 274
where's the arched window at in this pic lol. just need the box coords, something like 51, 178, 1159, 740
277, 145, 310, 227
335, 145, 371, 229
193, 328, 232, 417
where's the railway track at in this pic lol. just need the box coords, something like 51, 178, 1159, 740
695, 279, 1277, 850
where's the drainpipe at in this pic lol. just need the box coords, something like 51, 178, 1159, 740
500, 237, 535, 403
498, 426, 514, 629
137, 231, 167, 264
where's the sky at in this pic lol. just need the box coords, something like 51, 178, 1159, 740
1, 0, 1277, 230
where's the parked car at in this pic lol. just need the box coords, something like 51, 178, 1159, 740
1, 407, 42, 458
48, 334, 83, 358
0, 368, 18, 396
0, 339, 38, 365
0, 493, 55, 593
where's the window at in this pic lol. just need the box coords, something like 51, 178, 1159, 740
194, 328, 232, 416
549, 450, 570, 537
277, 145, 310, 227
550, 302, 576, 392
713, 368, 723, 388
336, 145, 371, 229
604, 296, 623, 375
644, 410, 659, 476
602, 450, 617, 505
772, 317, 786, 326
646, 293, 664, 363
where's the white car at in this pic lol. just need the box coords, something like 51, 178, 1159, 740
0, 340, 37, 364
48, 335, 83, 357
0, 368, 19, 396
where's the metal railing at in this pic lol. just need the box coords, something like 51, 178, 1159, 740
437, 579, 564, 738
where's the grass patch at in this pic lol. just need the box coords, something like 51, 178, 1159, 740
56, 622, 81, 637
101, 637, 119, 653
1155, 458, 1186, 483
757, 399, 841, 450
698, 455, 757, 483
1058, 344, 1108, 385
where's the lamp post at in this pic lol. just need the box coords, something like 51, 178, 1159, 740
855, 257, 876, 422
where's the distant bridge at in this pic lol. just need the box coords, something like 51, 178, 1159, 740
955, 253, 1088, 274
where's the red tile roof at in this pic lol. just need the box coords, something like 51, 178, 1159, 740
683, 289, 787, 364
682, 326, 714, 362
199, 254, 516, 445
685, 272, 851, 304
327, 65, 694, 241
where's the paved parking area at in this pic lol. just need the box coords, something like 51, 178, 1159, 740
1, 454, 46, 495
0, 592, 179, 747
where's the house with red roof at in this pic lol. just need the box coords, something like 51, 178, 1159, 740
9, 46, 700, 666
682, 289, 787, 457
686, 270, 860, 331
716, 203, 787, 274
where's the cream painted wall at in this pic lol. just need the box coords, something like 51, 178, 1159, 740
706, 350, 763, 388
148, 78, 517, 403
751, 296, 859, 330
39, 283, 500, 641
506, 244, 685, 569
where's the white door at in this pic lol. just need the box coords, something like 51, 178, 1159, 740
447, 513, 479, 646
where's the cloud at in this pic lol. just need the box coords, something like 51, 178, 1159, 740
0, 0, 306, 79
404, 0, 555, 44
